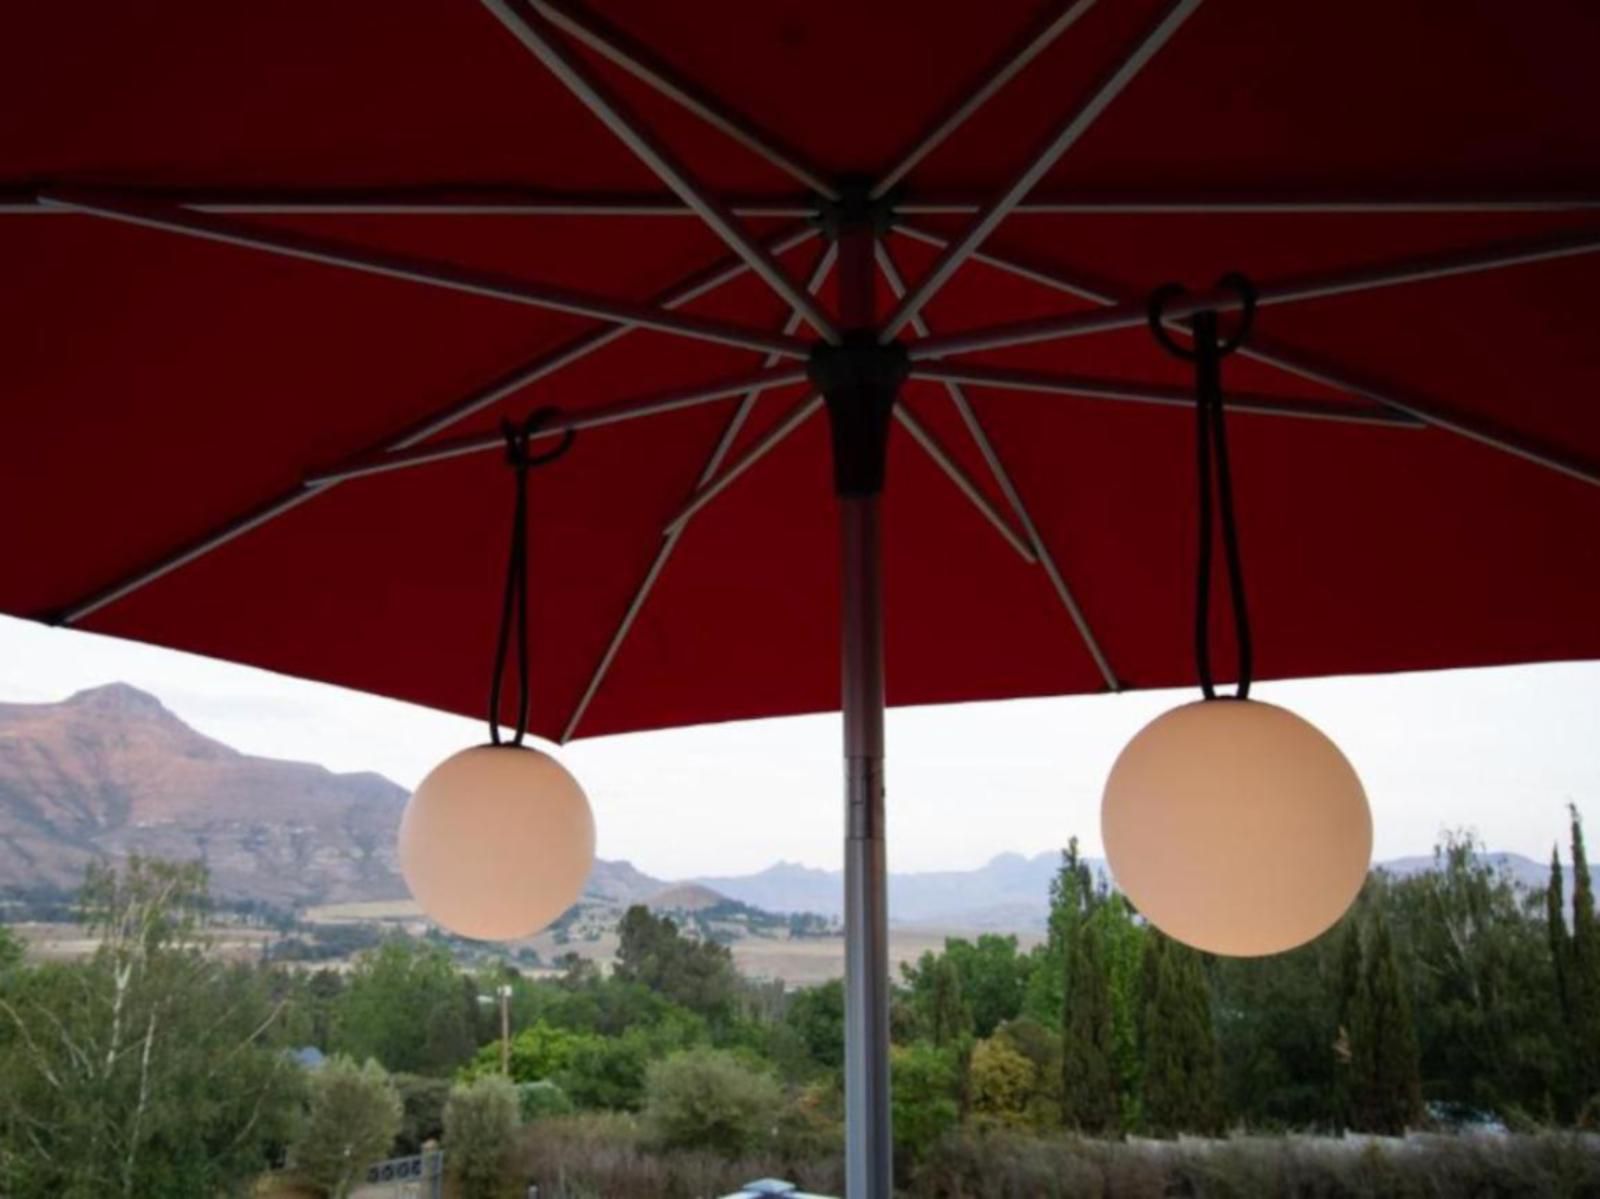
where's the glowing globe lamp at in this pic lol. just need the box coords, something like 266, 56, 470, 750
399, 744, 595, 941
1101, 699, 1371, 957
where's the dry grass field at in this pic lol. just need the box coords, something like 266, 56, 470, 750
17, 906, 1040, 988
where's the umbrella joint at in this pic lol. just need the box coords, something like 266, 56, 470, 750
813, 176, 899, 243
809, 333, 909, 498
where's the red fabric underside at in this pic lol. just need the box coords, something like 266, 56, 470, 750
3, 1, 1599, 739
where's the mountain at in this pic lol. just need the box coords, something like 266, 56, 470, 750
698, 849, 1555, 931
0, 684, 670, 912
696, 851, 1062, 928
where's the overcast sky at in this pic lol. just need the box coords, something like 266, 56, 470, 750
1, 614, 1595, 880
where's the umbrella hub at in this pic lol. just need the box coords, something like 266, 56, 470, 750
809, 332, 909, 498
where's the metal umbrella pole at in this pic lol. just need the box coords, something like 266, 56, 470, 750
809, 189, 907, 1199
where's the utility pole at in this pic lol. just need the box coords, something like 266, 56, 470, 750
498, 983, 513, 1075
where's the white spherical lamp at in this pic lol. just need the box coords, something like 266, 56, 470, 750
399, 744, 595, 941
1101, 699, 1371, 957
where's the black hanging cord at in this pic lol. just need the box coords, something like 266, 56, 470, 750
1148, 274, 1258, 701
489, 409, 575, 746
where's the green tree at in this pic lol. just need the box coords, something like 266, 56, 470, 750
968, 1035, 1036, 1126
0, 858, 301, 1199
1550, 807, 1600, 1113
1352, 908, 1422, 1133
1140, 932, 1222, 1136
614, 906, 739, 1019
444, 1075, 520, 1199
0, 924, 22, 973
555, 1032, 651, 1110
939, 935, 1032, 1038
643, 1047, 782, 1157
785, 978, 844, 1072
334, 939, 477, 1075
1042, 839, 1119, 1134
1392, 833, 1559, 1120
1333, 917, 1366, 1129
890, 1042, 961, 1167
465, 1020, 582, 1083
291, 1056, 402, 1198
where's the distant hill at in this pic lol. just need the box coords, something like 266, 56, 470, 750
698, 849, 1555, 931
0, 683, 1558, 935
0, 684, 671, 913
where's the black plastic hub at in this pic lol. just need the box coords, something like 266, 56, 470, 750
813, 176, 898, 242
809, 333, 909, 498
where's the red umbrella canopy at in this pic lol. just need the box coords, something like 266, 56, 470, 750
3, 0, 1599, 740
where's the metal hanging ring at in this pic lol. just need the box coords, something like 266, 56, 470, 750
1146, 273, 1258, 359
501, 407, 576, 470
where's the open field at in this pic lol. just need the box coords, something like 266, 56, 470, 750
10, 915, 1041, 987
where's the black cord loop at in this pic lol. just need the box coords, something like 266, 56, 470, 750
1147, 274, 1257, 701
488, 408, 574, 746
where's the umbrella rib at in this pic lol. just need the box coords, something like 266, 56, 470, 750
516, 0, 838, 201
906, 224, 1600, 360
877, 240, 1119, 691
871, 0, 1103, 201
892, 404, 1037, 563
909, 362, 1424, 428
50, 227, 818, 627
305, 365, 813, 486
879, 0, 1205, 342
894, 193, 1600, 216
662, 395, 825, 536
562, 244, 841, 741
13, 190, 1599, 219
42, 190, 810, 360
894, 224, 1600, 489
480, 0, 840, 344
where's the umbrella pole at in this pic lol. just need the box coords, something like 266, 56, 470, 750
816, 203, 903, 1199
841, 487, 890, 1198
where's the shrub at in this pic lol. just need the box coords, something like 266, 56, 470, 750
643, 1047, 783, 1157
290, 1056, 402, 1198
444, 1075, 521, 1199
392, 1073, 451, 1154
519, 1079, 576, 1122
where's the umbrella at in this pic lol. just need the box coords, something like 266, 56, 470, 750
4, 1, 1599, 1192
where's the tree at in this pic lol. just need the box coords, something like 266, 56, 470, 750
614, 906, 739, 1019
1549, 807, 1600, 1112
1043, 839, 1119, 1134
1333, 918, 1366, 1129
785, 978, 844, 1072
1392, 833, 1559, 1121
643, 1047, 782, 1156
333, 939, 477, 1075
0, 857, 301, 1199
939, 935, 1032, 1038
1352, 908, 1422, 1134
466, 1020, 582, 1083
444, 1075, 521, 1199
0, 924, 22, 974
969, 1035, 1036, 1126
1140, 932, 1222, 1136
890, 1042, 961, 1167
291, 1056, 402, 1198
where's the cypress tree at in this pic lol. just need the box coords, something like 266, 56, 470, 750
1568, 807, 1600, 1105
1061, 901, 1117, 1133
1332, 919, 1366, 1130
1139, 933, 1221, 1136
1549, 844, 1571, 1022
1354, 909, 1421, 1134
1053, 838, 1119, 1133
